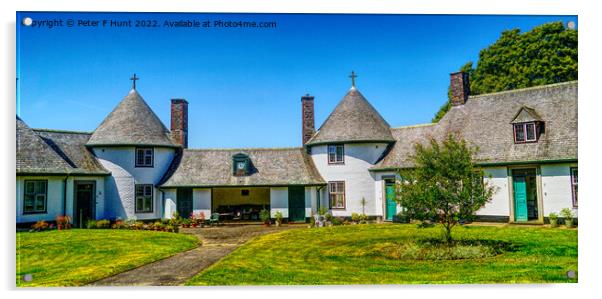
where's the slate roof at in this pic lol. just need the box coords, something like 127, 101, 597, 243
305, 87, 395, 146
87, 89, 177, 147
159, 148, 326, 187
16, 117, 109, 175
34, 129, 110, 175
372, 81, 578, 170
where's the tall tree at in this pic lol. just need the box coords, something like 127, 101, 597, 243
396, 134, 496, 243
432, 21, 577, 122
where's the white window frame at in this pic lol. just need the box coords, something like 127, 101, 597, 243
23, 180, 47, 214
328, 144, 345, 164
329, 181, 346, 209
135, 184, 154, 213
514, 122, 538, 143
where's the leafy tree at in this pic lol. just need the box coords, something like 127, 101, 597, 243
395, 134, 496, 243
433, 21, 577, 122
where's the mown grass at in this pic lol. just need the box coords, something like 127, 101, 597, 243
187, 223, 577, 285
16, 229, 198, 287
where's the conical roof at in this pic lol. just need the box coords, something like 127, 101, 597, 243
87, 89, 177, 147
306, 87, 394, 145
16, 116, 73, 174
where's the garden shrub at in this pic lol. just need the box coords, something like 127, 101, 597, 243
55, 215, 72, 230
95, 219, 111, 229
30, 220, 51, 232
86, 220, 97, 229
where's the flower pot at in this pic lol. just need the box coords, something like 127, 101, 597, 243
550, 219, 558, 228
565, 219, 574, 228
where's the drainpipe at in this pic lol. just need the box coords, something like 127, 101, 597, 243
62, 175, 68, 217
316, 185, 324, 212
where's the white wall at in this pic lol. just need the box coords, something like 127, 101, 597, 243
93, 146, 175, 220
193, 188, 212, 218
162, 188, 177, 219
270, 187, 288, 218
16, 176, 106, 223
304, 186, 317, 216
477, 167, 510, 217
541, 163, 578, 217
372, 171, 400, 218
310, 143, 388, 216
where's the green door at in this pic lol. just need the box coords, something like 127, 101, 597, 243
513, 176, 528, 222
385, 183, 397, 221
177, 188, 193, 218
288, 186, 306, 222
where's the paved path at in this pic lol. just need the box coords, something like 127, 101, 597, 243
90, 224, 302, 286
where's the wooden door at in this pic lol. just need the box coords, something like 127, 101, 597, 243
288, 186, 306, 222
177, 188, 193, 218
513, 176, 528, 222
74, 181, 95, 228
385, 183, 397, 221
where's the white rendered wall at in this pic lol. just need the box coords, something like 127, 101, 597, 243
541, 163, 578, 217
304, 186, 317, 216
93, 146, 175, 220
193, 188, 212, 218
477, 167, 510, 217
310, 143, 388, 217
162, 189, 177, 219
16, 176, 105, 223
270, 187, 289, 218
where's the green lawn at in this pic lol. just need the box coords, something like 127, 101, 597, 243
17, 229, 198, 287
187, 223, 577, 285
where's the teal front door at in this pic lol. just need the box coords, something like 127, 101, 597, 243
513, 176, 528, 222
385, 183, 397, 221
288, 186, 306, 222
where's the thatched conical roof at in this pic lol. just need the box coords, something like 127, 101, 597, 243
306, 87, 394, 146
87, 89, 177, 147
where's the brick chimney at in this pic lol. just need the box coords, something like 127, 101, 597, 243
450, 71, 470, 106
301, 94, 315, 144
170, 99, 188, 148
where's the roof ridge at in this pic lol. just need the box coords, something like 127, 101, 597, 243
33, 128, 92, 135
185, 146, 303, 151
390, 123, 437, 130
469, 81, 578, 100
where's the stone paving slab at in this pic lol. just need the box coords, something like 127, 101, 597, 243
90, 224, 303, 286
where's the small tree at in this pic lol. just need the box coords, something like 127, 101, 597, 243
396, 134, 496, 244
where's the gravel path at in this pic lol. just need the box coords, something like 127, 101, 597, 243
90, 224, 303, 286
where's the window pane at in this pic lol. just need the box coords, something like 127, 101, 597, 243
328, 146, 335, 154
25, 182, 34, 193
24, 194, 34, 211
145, 197, 152, 211
145, 185, 153, 196
136, 197, 143, 212
35, 195, 46, 210
515, 124, 525, 142
336, 146, 344, 162
328, 153, 335, 163
526, 123, 536, 141
572, 169, 578, 183
135, 185, 143, 196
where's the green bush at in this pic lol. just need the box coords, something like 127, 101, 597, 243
86, 220, 97, 229
549, 212, 558, 221
96, 219, 111, 229
309, 214, 316, 227
331, 217, 343, 226
274, 211, 283, 223
351, 213, 360, 223
260, 209, 270, 224
318, 207, 329, 216
560, 208, 574, 220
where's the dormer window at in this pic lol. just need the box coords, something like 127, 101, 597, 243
135, 147, 154, 167
511, 107, 544, 144
514, 122, 538, 143
232, 153, 251, 176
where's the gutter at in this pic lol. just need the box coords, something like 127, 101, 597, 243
369, 158, 578, 172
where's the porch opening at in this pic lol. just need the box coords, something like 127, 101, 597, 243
212, 187, 270, 221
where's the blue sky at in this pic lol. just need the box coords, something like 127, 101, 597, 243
16, 12, 577, 148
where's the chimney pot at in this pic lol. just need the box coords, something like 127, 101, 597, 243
301, 94, 315, 145
450, 72, 470, 106
170, 98, 188, 148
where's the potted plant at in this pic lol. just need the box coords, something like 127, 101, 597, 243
274, 211, 283, 227
548, 212, 559, 227
560, 208, 575, 228
260, 209, 271, 226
